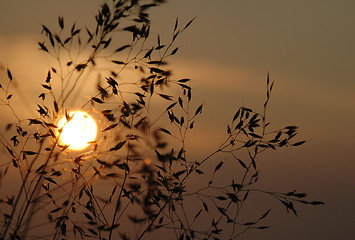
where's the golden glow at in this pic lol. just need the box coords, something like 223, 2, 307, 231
57, 111, 97, 150
143, 158, 151, 166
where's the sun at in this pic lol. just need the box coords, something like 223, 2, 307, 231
56, 111, 97, 150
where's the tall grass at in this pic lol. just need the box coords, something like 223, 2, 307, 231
0, 0, 323, 239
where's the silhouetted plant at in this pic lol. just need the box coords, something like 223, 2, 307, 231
0, 0, 323, 239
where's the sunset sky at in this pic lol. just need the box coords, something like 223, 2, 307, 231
1, 0, 354, 239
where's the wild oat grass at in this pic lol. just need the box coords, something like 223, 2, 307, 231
0, 1, 323, 239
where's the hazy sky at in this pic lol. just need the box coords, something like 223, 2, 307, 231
1, 1, 354, 239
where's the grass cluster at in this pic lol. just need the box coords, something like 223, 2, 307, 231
0, 1, 323, 239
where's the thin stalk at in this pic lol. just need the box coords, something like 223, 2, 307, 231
11, 138, 59, 238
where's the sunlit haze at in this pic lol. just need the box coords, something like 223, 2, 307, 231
0, 1, 354, 239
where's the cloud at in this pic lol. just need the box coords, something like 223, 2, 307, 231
1, 35, 354, 145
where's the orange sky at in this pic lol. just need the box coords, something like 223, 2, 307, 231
0, 1, 354, 239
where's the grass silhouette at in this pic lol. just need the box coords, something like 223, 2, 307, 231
0, 1, 323, 239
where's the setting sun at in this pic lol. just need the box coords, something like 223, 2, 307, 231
56, 111, 97, 150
